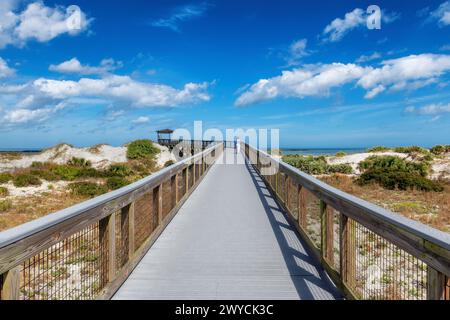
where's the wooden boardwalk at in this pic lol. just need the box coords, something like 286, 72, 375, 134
113, 149, 342, 300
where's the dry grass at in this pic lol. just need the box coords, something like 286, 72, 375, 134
0, 190, 86, 231
319, 174, 450, 233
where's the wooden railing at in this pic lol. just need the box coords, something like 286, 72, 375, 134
0, 143, 223, 300
243, 143, 450, 300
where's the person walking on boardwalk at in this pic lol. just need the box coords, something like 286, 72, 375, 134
235, 136, 241, 154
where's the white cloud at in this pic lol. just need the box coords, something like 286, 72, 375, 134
0, 72, 211, 127
2, 102, 65, 124
0, 1, 91, 49
0, 57, 15, 77
49, 58, 123, 75
285, 39, 309, 66
406, 103, 450, 115
430, 1, 450, 26
151, 3, 209, 32
356, 52, 381, 63
132, 116, 150, 124
29, 75, 210, 107
235, 63, 367, 106
322, 8, 399, 42
235, 53, 450, 105
358, 54, 450, 97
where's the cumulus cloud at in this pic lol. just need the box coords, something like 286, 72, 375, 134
0, 72, 211, 126
0, 57, 15, 77
235, 63, 367, 106
430, 1, 450, 26
357, 54, 450, 97
322, 8, 399, 42
49, 58, 123, 75
405, 103, 450, 115
235, 53, 450, 105
0, 0, 91, 49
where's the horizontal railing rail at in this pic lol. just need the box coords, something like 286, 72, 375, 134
244, 143, 450, 300
0, 143, 224, 300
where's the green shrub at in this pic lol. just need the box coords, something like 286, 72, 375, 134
367, 146, 390, 152
357, 169, 443, 192
13, 174, 42, 187
0, 187, 8, 196
328, 164, 353, 174
69, 182, 108, 197
78, 167, 104, 178
282, 155, 353, 175
30, 169, 60, 181
164, 160, 175, 167
335, 151, 347, 157
106, 177, 129, 190
430, 145, 450, 155
359, 155, 430, 177
51, 165, 81, 181
393, 146, 429, 155
0, 173, 12, 184
67, 157, 91, 167
127, 140, 159, 160
107, 164, 133, 177
0, 200, 12, 211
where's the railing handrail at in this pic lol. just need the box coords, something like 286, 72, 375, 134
0, 143, 222, 250
246, 144, 450, 251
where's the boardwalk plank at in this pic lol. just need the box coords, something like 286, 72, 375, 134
113, 149, 342, 300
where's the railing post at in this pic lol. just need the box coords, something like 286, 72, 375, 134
340, 214, 355, 290
285, 175, 290, 208
193, 162, 196, 185
99, 213, 116, 283
185, 167, 189, 192
298, 186, 307, 229
320, 201, 334, 265
174, 173, 179, 204
154, 184, 163, 225
1, 266, 20, 300
127, 202, 135, 259
427, 267, 446, 300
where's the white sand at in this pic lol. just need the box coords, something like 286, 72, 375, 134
0, 181, 68, 198
0, 142, 176, 173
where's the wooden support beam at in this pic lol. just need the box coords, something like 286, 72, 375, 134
1, 266, 20, 300
340, 214, 355, 290
154, 184, 163, 225
427, 267, 446, 300
99, 213, 116, 283
320, 201, 334, 265
127, 202, 135, 260
298, 186, 307, 229
185, 167, 189, 192
174, 173, 179, 204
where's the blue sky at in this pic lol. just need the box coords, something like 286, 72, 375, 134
0, 0, 449, 149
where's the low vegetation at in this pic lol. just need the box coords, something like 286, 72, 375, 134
357, 155, 443, 192
13, 174, 42, 187
0, 173, 12, 184
282, 155, 353, 175
126, 139, 159, 160
335, 151, 347, 157
0, 187, 8, 197
106, 177, 129, 190
366, 146, 391, 152
430, 145, 450, 155
69, 182, 108, 197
